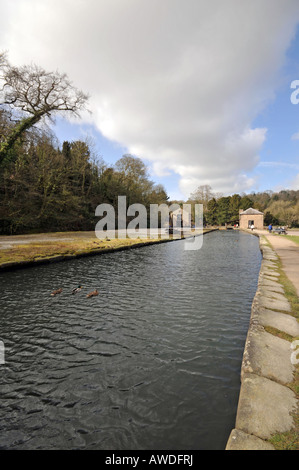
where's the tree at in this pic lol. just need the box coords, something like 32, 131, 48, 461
189, 184, 214, 211
239, 195, 253, 211
264, 211, 279, 226
115, 154, 148, 181
265, 200, 299, 227
148, 184, 169, 204
0, 53, 89, 164
206, 197, 218, 225
115, 154, 154, 205
216, 196, 230, 225
229, 194, 241, 222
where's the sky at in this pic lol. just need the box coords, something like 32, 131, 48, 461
1, 0, 299, 200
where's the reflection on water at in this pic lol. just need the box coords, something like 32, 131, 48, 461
0, 230, 261, 449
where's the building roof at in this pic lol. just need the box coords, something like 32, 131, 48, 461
239, 207, 264, 215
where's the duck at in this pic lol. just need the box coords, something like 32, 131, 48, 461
51, 288, 62, 296
72, 285, 83, 294
86, 289, 99, 298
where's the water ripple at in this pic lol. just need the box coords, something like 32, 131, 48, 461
0, 230, 261, 450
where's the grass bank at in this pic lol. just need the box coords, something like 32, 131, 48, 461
285, 235, 299, 245
0, 229, 213, 270
0, 234, 163, 269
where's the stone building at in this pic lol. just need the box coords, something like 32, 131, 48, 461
239, 207, 264, 230
170, 207, 191, 229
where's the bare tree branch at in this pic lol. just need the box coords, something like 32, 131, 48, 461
0, 53, 89, 163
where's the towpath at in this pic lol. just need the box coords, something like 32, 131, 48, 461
261, 230, 299, 297
226, 230, 299, 450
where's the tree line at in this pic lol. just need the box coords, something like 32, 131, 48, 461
0, 52, 168, 234
187, 185, 299, 227
0, 128, 169, 234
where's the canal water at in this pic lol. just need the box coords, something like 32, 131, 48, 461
0, 230, 261, 450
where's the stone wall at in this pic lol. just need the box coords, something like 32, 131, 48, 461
239, 214, 264, 230
226, 235, 299, 450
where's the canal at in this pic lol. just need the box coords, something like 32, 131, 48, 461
0, 230, 261, 450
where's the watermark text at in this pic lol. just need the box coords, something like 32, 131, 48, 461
95, 197, 203, 251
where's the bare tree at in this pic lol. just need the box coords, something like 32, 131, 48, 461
0, 54, 89, 163
0, 52, 7, 69
189, 184, 215, 211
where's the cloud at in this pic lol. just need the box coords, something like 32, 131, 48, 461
289, 173, 299, 189
1, 0, 299, 196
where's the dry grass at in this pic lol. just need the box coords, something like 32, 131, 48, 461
0, 229, 211, 267
0, 235, 162, 266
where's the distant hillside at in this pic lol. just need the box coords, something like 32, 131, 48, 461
187, 185, 299, 227
250, 190, 299, 227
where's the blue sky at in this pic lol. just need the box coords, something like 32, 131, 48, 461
1, 0, 299, 200
249, 27, 299, 193
52, 117, 183, 198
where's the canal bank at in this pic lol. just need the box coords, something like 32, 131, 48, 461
0, 229, 216, 272
226, 233, 299, 450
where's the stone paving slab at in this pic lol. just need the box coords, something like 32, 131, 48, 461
259, 307, 299, 337
226, 429, 275, 450
263, 256, 279, 262
258, 288, 288, 303
262, 250, 278, 259
241, 328, 295, 384
262, 254, 279, 262
262, 270, 280, 278
226, 232, 299, 450
262, 260, 278, 268
235, 373, 297, 440
258, 279, 284, 294
257, 294, 291, 313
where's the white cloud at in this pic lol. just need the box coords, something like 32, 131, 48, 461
1, 0, 299, 196
290, 173, 299, 189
